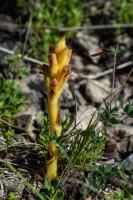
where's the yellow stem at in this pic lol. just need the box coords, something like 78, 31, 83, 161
46, 96, 61, 181
48, 96, 61, 137
45, 141, 58, 181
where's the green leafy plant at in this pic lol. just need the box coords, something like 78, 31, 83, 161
15, 0, 84, 61
112, 0, 133, 24
36, 116, 51, 158
79, 159, 133, 199
8, 192, 17, 200
37, 116, 50, 146
88, 164, 117, 190
122, 100, 133, 118
100, 101, 119, 126
3, 129, 15, 146
3, 53, 27, 78
104, 188, 132, 200
0, 78, 27, 118
42, 180, 64, 200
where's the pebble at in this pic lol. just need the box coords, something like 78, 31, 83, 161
85, 78, 110, 103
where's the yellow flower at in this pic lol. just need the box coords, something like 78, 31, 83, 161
44, 36, 72, 136
44, 36, 72, 181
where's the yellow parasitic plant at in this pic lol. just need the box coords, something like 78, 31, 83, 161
43, 37, 72, 181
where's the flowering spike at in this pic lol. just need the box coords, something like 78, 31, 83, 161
44, 37, 72, 181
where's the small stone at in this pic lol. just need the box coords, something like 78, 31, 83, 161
116, 34, 133, 48
61, 86, 74, 108
76, 32, 99, 54
115, 124, 133, 136
71, 55, 85, 71
76, 32, 100, 63
85, 78, 110, 103
122, 117, 133, 126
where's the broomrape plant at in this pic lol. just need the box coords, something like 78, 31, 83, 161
43, 37, 72, 181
